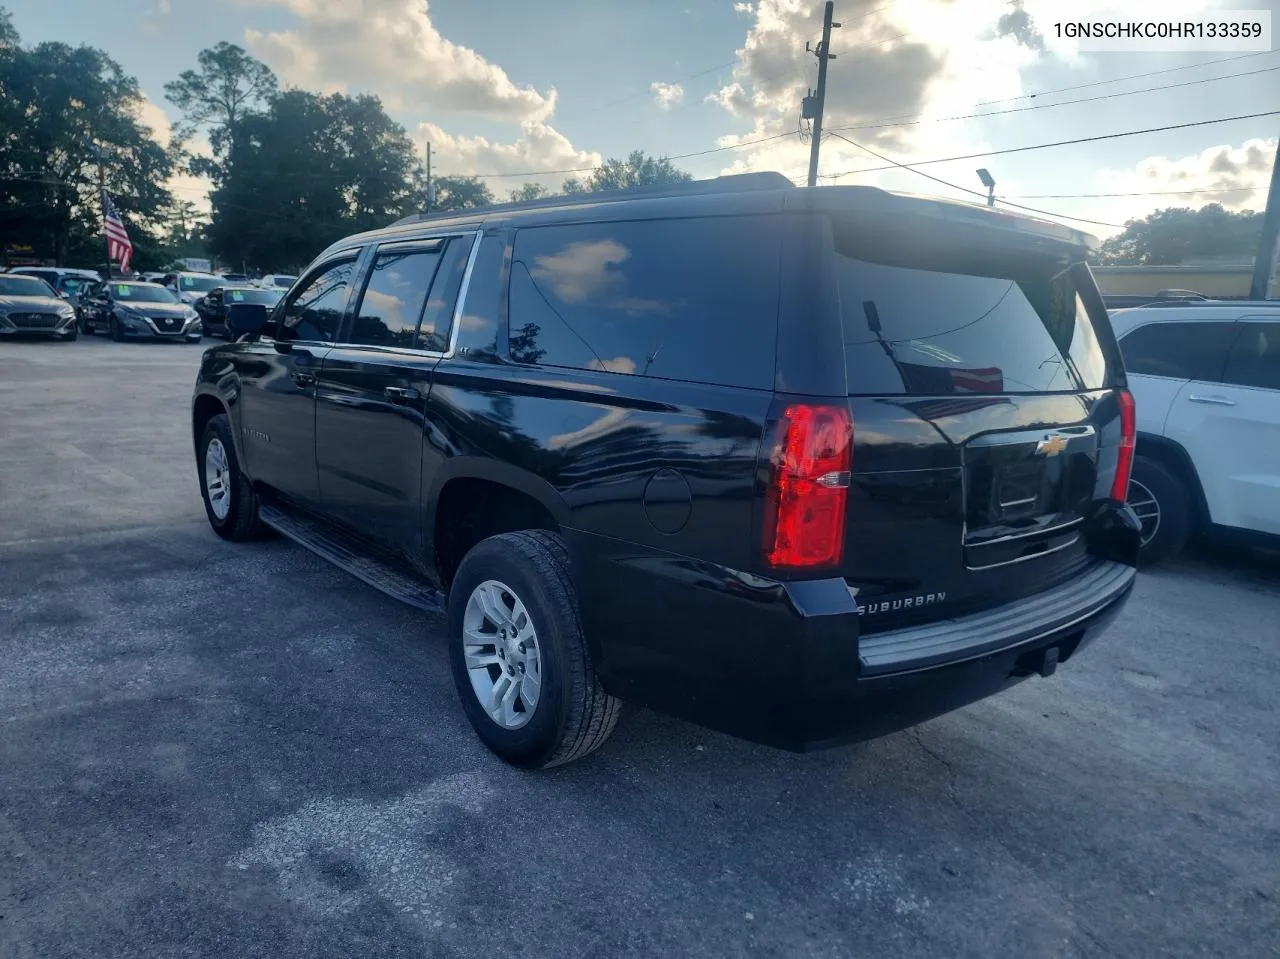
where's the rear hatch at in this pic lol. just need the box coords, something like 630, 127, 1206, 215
823, 199, 1127, 633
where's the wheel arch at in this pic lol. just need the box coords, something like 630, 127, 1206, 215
425, 458, 571, 588
1134, 432, 1210, 529
191, 390, 241, 465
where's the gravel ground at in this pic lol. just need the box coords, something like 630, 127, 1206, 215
1, 337, 1277, 959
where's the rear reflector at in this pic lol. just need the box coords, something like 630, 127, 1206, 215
763, 404, 853, 569
1111, 389, 1136, 502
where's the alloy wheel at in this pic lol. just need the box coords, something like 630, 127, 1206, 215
1127, 478, 1161, 546
204, 437, 232, 521
461, 579, 543, 729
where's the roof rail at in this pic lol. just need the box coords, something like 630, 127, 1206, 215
390, 171, 795, 227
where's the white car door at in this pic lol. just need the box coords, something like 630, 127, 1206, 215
1175, 319, 1280, 536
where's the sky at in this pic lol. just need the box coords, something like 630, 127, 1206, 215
7, 0, 1280, 239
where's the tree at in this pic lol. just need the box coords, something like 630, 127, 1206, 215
432, 175, 494, 212
584, 150, 692, 192
561, 177, 586, 194
509, 182, 549, 203
0, 12, 173, 266
1097, 205, 1263, 265
164, 42, 277, 164
206, 90, 420, 272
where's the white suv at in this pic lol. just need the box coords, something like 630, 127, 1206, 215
1111, 302, 1280, 563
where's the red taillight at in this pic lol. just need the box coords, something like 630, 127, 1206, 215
762, 404, 853, 569
1111, 389, 1136, 501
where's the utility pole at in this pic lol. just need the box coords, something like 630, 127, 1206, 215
803, 2, 840, 187
425, 142, 433, 214
1248, 134, 1280, 300
84, 138, 111, 277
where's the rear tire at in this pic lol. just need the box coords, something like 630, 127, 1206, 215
448, 531, 621, 769
1128, 455, 1192, 566
198, 413, 263, 542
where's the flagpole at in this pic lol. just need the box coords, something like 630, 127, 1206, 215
85, 138, 111, 278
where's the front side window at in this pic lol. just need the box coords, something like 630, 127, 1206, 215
506, 216, 781, 389
1118, 321, 1238, 382
276, 259, 355, 342
1222, 322, 1280, 391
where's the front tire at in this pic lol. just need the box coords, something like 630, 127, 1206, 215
1128, 455, 1193, 566
448, 531, 621, 769
62, 327, 78, 342
198, 413, 262, 542
109, 315, 124, 342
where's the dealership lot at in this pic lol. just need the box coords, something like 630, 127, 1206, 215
1, 339, 1277, 958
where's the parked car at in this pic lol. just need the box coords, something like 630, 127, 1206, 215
255, 273, 298, 292
220, 272, 249, 284
7, 266, 100, 301
0, 273, 79, 340
190, 173, 1140, 769
194, 285, 283, 338
81, 280, 203, 341
162, 271, 223, 304
1110, 301, 1280, 563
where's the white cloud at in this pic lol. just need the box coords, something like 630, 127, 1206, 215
1090, 138, 1276, 226
135, 96, 213, 215
414, 120, 602, 191
733, 2, 754, 12
650, 81, 685, 110
239, 0, 555, 122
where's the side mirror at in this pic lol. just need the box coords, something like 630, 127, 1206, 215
226, 303, 270, 338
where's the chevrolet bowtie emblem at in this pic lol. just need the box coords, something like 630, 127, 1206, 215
1036, 434, 1068, 457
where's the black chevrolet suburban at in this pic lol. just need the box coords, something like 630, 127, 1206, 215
191, 173, 1141, 768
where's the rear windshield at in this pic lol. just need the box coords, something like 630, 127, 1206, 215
836, 246, 1111, 396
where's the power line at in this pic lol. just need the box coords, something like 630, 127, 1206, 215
1005, 186, 1266, 199
825, 63, 1280, 135
823, 109, 1280, 180
824, 130, 1124, 227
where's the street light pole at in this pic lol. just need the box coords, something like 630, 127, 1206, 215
977, 168, 996, 208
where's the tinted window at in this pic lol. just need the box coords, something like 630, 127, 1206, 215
508, 217, 781, 389
453, 234, 506, 361
277, 260, 354, 342
418, 238, 471, 351
1118, 321, 1237, 382
837, 253, 1110, 395
350, 247, 442, 348
1222, 322, 1280, 391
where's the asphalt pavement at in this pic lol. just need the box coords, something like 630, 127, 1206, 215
1, 336, 1277, 959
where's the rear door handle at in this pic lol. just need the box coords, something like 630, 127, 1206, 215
384, 386, 421, 404
291, 371, 316, 388
1187, 394, 1236, 406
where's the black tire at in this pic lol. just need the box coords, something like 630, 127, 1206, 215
109, 315, 123, 342
198, 413, 263, 542
1128, 455, 1193, 566
80, 316, 93, 336
448, 531, 621, 769
62, 327, 78, 342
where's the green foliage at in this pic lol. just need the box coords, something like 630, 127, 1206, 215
163, 42, 276, 163
584, 150, 693, 192
206, 90, 420, 272
509, 182, 549, 203
1096, 204, 1263, 265
0, 9, 172, 267
431, 175, 494, 211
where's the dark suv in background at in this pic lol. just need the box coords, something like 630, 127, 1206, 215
191, 173, 1140, 768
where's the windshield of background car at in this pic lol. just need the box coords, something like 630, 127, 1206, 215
180, 275, 220, 292
0, 276, 57, 297
271, 276, 297, 288
226, 288, 282, 305
835, 233, 1111, 396
115, 284, 180, 303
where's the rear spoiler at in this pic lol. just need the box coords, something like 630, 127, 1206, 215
785, 186, 1098, 254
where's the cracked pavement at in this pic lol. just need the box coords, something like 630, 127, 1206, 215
1, 338, 1278, 958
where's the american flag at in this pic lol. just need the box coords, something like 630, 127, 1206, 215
103, 193, 133, 273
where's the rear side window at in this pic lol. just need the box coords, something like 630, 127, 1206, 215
837, 252, 1111, 395
350, 247, 443, 348
1118, 321, 1237, 381
507, 216, 781, 389
1222, 322, 1280, 390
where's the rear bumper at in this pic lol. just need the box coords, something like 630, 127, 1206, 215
568, 530, 1136, 751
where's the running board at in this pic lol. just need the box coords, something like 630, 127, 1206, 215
259, 504, 446, 613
